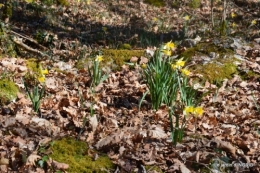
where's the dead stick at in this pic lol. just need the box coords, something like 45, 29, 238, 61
13, 36, 50, 58
10, 30, 47, 50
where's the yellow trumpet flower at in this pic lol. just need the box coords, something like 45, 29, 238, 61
164, 41, 175, 50
231, 12, 236, 18
95, 55, 103, 62
251, 20, 257, 25
183, 15, 190, 21
181, 69, 190, 76
194, 107, 204, 117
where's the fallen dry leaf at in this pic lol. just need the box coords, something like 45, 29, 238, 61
48, 158, 69, 170
0, 157, 9, 165
89, 114, 98, 132
26, 152, 41, 166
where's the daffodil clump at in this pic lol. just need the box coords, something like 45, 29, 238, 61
170, 56, 203, 144
89, 55, 108, 87
78, 54, 109, 140
142, 41, 179, 110
142, 41, 204, 145
24, 60, 48, 114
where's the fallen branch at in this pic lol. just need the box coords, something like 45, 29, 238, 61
10, 30, 48, 51
12, 36, 50, 58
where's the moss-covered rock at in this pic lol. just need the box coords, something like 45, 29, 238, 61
0, 79, 19, 105
144, 0, 165, 7
118, 43, 132, 50
188, 0, 201, 9
76, 49, 145, 71
192, 58, 238, 85
57, 0, 69, 6
50, 137, 115, 173
179, 42, 234, 61
180, 42, 239, 85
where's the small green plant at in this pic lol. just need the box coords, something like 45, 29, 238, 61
88, 55, 109, 87
37, 155, 49, 168
37, 141, 55, 168
23, 61, 48, 113
183, 15, 190, 38
78, 55, 109, 140
251, 91, 260, 113
24, 82, 45, 113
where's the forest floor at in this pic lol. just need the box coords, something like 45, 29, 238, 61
0, 0, 260, 172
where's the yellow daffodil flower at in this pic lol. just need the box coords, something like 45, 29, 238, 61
184, 106, 194, 116
153, 17, 158, 22
86, 0, 91, 5
171, 64, 178, 70
41, 69, 48, 75
95, 55, 103, 62
184, 15, 190, 21
38, 76, 45, 83
176, 59, 185, 67
184, 106, 204, 117
232, 22, 236, 28
181, 69, 190, 76
163, 49, 172, 56
231, 12, 236, 18
171, 59, 185, 70
194, 107, 204, 117
164, 41, 175, 50
38, 65, 48, 83
251, 20, 257, 25
141, 63, 147, 69
102, 27, 107, 32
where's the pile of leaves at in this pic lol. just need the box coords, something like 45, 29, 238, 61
0, 0, 260, 172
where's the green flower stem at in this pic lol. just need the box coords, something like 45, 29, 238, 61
23, 79, 44, 113
169, 107, 175, 145
169, 107, 185, 145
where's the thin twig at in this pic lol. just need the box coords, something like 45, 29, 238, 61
10, 30, 47, 50
12, 36, 50, 58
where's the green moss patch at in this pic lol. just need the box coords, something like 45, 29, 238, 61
0, 79, 19, 105
118, 43, 132, 50
76, 49, 145, 71
178, 42, 240, 85
188, 0, 201, 9
144, 0, 165, 7
239, 70, 260, 80
50, 137, 115, 173
192, 58, 238, 85
180, 42, 234, 61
